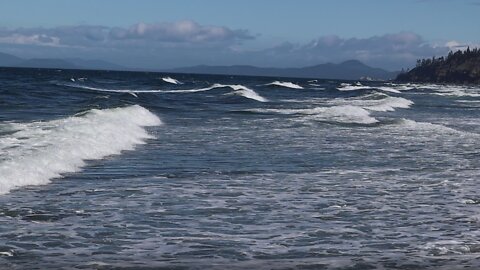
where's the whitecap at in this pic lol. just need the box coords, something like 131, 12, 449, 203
62, 83, 267, 102
398, 119, 477, 137
249, 105, 378, 124
265, 81, 304, 89
337, 83, 413, 93
70, 77, 87, 83
336, 83, 373, 91
375, 86, 402, 94
362, 97, 413, 112
61, 83, 213, 94
328, 94, 414, 112
0, 251, 13, 257
226, 84, 268, 102
162, 76, 182, 85
0, 105, 162, 194
433, 85, 480, 97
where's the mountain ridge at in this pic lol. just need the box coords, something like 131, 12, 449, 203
170, 60, 398, 80
0, 52, 125, 71
0, 51, 398, 80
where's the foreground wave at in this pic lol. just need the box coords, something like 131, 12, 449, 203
0, 105, 161, 194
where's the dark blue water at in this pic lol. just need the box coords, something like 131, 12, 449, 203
1, 67, 480, 269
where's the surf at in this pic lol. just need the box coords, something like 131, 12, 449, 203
248, 105, 379, 125
0, 105, 162, 194
265, 81, 304, 89
161, 77, 182, 84
329, 94, 414, 112
61, 83, 267, 102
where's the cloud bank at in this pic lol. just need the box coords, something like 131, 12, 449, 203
247, 32, 453, 70
0, 21, 253, 48
0, 21, 473, 70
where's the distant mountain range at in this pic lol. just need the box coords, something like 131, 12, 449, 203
0, 52, 125, 71
170, 60, 399, 80
0, 51, 398, 80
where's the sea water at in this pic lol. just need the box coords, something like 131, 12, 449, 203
1, 68, 480, 269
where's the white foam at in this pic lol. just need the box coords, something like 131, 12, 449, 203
70, 78, 87, 82
0, 105, 162, 194
423, 240, 475, 255
266, 81, 304, 89
226, 84, 268, 102
360, 97, 413, 112
433, 86, 480, 97
337, 83, 413, 93
406, 83, 480, 97
162, 77, 182, 85
63, 83, 267, 102
0, 251, 13, 257
375, 87, 402, 94
315, 105, 378, 124
336, 84, 373, 91
249, 105, 378, 124
399, 119, 477, 137
329, 95, 414, 112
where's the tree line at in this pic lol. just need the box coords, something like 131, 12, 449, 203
415, 47, 480, 68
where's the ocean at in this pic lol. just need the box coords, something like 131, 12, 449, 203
1, 67, 480, 269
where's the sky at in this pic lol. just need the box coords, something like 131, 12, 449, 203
0, 0, 479, 70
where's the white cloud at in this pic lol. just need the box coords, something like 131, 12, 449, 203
445, 40, 480, 51
248, 32, 453, 70
0, 33, 60, 47
113, 21, 252, 43
0, 21, 254, 48
0, 24, 474, 70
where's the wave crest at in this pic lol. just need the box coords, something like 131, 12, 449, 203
0, 105, 161, 194
266, 81, 303, 89
162, 77, 182, 84
62, 83, 267, 102
248, 105, 378, 125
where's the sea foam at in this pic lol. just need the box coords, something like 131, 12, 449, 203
266, 81, 304, 89
249, 105, 378, 124
225, 84, 268, 102
399, 119, 476, 137
333, 96, 414, 112
337, 83, 412, 94
162, 77, 182, 84
0, 105, 161, 194
63, 83, 267, 102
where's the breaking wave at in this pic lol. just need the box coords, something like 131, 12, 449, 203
266, 81, 304, 89
61, 83, 267, 102
0, 105, 162, 194
337, 83, 412, 94
336, 82, 371, 91
398, 119, 477, 137
248, 105, 378, 124
162, 77, 182, 84
433, 85, 480, 97
226, 84, 268, 102
330, 95, 414, 112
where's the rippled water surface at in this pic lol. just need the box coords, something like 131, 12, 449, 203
1, 68, 480, 269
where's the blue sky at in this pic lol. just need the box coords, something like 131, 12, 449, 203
0, 0, 479, 70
